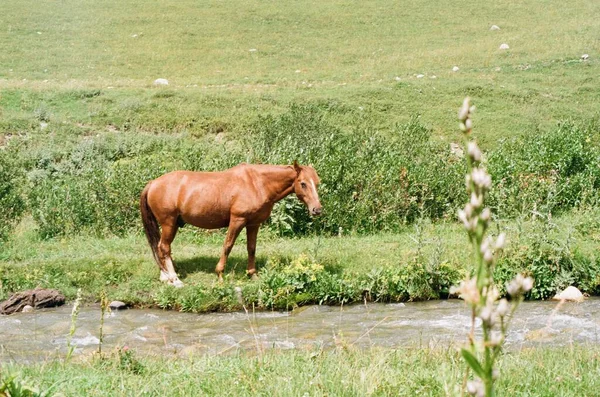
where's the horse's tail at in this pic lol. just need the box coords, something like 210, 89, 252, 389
140, 183, 161, 267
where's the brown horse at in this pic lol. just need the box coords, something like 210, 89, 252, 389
139, 162, 322, 287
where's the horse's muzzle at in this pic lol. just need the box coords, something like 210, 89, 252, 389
311, 206, 323, 216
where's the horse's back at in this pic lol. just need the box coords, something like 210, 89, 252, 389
146, 168, 248, 229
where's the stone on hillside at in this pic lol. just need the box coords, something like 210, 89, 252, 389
109, 300, 128, 310
153, 78, 169, 86
416, 74, 424, 78
499, 43, 510, 50
552, 286, 584, 302
452, 66, 460, 72
0, 288, 65, 315
490, 25, 500, 31
450, 142, 464, 158
581, 54, 589, 61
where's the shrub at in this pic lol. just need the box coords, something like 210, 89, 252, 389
7, 103, 600, 240
0, 150, 26, 241
495, 240, 600, 300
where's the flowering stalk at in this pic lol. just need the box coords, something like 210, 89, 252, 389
66, 288, 82, 362
453, 98, 533, 397
98, 289, 111, 355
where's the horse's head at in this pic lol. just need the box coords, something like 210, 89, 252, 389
293, 161, 323, 216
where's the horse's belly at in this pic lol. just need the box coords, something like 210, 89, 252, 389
182, 213, 230, 230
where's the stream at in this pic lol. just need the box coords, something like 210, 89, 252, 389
1, 298, 599, 363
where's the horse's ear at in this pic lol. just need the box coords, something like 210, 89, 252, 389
293, 160, 301, 174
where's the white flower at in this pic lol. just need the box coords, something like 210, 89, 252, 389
458, 97, 471, 122
468, 142, 482, 162
496, 298, 509, 317
507, 274, 534, 297
470, 192, 482, 209
479, 305, 494, 326
451, 278, 480, 304
465, 118, 473, 131
490, 332, 503, 346
466, 380, 484, 397
495, 233, 506, 250
480, 208, 491, 222
483, 249, 494, 264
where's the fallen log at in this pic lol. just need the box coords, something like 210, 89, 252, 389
0, 288, 66, 315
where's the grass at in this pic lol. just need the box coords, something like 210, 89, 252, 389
1, 209, 599, 311
2, 345, 599, 396
1, 0, 599, 145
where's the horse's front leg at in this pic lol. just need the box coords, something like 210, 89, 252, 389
246, 224, 260, 280
215, 217, 246, 282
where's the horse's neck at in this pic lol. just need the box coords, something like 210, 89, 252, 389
258, 166, 296, 202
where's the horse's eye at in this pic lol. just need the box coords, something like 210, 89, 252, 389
301, 182, 307, 189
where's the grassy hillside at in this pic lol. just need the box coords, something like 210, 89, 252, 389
1, 0, 599, 142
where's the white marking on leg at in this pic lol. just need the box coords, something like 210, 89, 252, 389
160, 270, 170, 282
164, 257, 183, 287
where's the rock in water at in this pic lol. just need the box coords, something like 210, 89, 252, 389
552, 286, 584, 302
22, 305, 34, 313
153, 78, 169, 86
0, 288, 65, 315
109, 300, 128, 310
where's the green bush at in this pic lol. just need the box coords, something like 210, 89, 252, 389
0, 150, 26, 241
495, 241, 600, 300
488, 121, 600, 216
7, 103, 600, 240
248, 105, 466, 234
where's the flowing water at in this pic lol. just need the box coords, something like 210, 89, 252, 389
1, 299, 599, 363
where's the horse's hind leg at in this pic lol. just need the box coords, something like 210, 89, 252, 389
246, 224, 260, 280
158, 221, 183, 288
215, 217, 246, 282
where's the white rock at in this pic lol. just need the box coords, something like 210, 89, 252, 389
416, 74, 424, 78
452, 66, 460, 72
552, 286, 584, 302
109, 300, 128, 310
249, 48, 257, 52
581, 54, 589, 60
499, 43, 510, 50
131, 34, 138, 38
153, 78, 169, 86
490, 25, 500, 31
40, 122, 48, 130
295, 69, 301, 73
430, 75, 437, 79
394, 76, 401, 81
22, 305, 34, 313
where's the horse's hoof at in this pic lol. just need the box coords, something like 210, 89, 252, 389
249, 273, 259, 281
217, 275, 224, 283
170, 279, 184, 288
